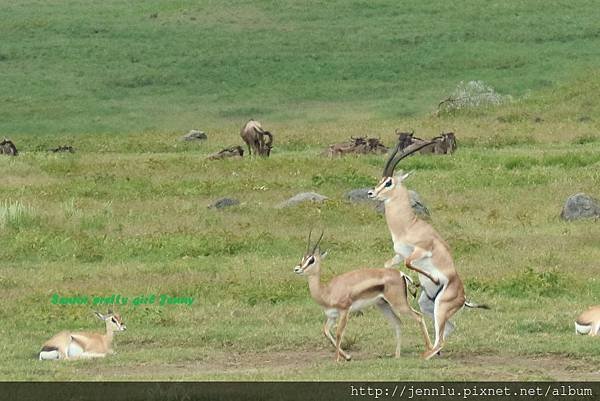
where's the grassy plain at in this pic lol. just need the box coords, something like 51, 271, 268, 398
1, 0, 600, 381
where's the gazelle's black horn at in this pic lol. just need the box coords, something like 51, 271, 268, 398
306, 229, 313, 254
386, 140, 436, 177
382, 141, 402, 177
311, 230, 324, 254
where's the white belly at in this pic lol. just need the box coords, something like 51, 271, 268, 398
393, 242, 414, 258
67, 341, 84, 358
350, 295, 383, 312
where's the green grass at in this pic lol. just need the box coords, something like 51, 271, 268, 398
2, 0, 600, 135
1, 0, 600, 381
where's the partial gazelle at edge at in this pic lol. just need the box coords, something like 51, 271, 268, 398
575, 305, 600, 336
368, 139, 489, 360
39, 310, 126, 360
293, 230, 434, 362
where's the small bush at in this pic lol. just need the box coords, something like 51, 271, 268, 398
437, 80, 512, 115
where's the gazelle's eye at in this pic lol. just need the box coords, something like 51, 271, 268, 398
385, 179, 392, 188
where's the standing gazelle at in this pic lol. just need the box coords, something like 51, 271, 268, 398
39, 310, 126, 360
368, 141, 488, 359
294, 231, 433, 362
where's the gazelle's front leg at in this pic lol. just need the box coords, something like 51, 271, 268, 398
404, 248, 439, 285
384, 254, 403, 269
323, 317, 352, 360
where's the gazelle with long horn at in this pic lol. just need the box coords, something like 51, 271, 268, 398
368, 140, 488, 359
38, 310, 126, 360
294, 230, 433, 362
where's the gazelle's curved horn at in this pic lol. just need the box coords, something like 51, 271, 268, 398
382, 141, 402, 177
311, 230, 324, 254
306, 229, 313, 255
385, 140, 436, 177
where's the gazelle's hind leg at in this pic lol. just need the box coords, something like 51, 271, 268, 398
384, 283, 433, 355
323, 316, 351, 360
422, 292, 463, 360
376, 301, 403, 358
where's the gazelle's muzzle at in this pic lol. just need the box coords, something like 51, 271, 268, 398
293, 265, 304, 275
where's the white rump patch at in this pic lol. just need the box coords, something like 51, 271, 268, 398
575, 322, 592, 335
39, 350, 60, 360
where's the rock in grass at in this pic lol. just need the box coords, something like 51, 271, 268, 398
181, 130, 207, 141
345, 188, 430, 217
209, 198, 240, 209
277, 192, 328, 208
560, 193, 600, 221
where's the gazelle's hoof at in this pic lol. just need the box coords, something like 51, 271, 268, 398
421, 348, 440, 360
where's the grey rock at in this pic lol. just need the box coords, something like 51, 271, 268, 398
181, 130, 207, 141
209, 198, 240, 209
277, 192, 328, 208
346, 187, 429, 217
560, 193, 600, 221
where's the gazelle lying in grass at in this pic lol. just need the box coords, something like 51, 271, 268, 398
575, 306, 600, 336
369, 140, 488, 360
39, 310, 126, 360
293, 231, 433, 362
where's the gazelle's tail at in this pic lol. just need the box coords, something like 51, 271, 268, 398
464, 300, 490, 310
402, 274, 420, 298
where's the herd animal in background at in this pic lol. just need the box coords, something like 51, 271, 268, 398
0, 138, 18, 155
323, 136, 388, 157
240, 119, 273, 157
395, 130, 457, 155
39, 310, 126, 360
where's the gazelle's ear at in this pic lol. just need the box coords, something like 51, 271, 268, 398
399, 171, 414, 181
321, 250, 329, 259
94, 311, 105, 320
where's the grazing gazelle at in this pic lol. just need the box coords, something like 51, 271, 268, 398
368, 140, 488, 359
575, 306, 600, 336
293, 231, 433, 362
39, 310, 126, 360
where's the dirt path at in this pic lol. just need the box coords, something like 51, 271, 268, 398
89, 349, 600, 380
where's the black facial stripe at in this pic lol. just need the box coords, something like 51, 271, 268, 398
385, 179, 392, 187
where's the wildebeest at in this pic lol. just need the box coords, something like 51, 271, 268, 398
0, 139, 18, 156
394, 130, 457, 155
324, 136, 387, 157
240, 120, 273, 157
206, 145, 244, 160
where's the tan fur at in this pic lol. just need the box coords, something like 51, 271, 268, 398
39, 311, 126, 360
370, 174, 466, 359
576, 306, 600, 336
294, 245, 433, 362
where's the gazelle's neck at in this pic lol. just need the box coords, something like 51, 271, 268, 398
307, 269, 327, 306
104, 324, 115, 345
384, 186, 416, 234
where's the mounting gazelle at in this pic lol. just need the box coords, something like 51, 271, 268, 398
368, 140, 488, 359
38, 310, 126, 360
293, 230, 433, 362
